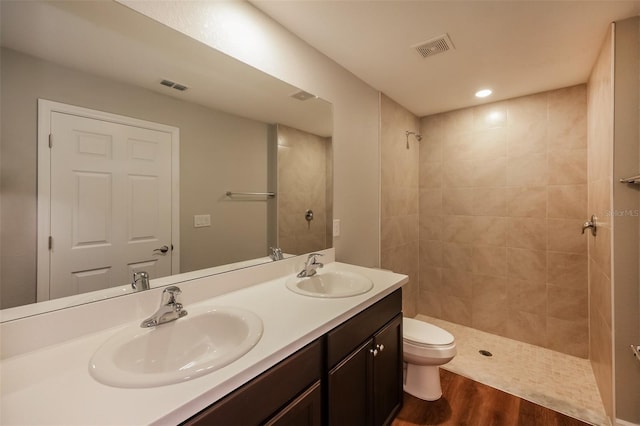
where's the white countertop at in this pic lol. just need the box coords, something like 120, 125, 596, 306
0, 259, 407, 425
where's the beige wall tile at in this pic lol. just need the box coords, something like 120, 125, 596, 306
420, 240, 443, 267
440, 294, 472, 326
507, 217, 547, 250
507, 92, 548, 125
547, 285, 588, 320
472, 304, 508, 336
473, 216, 507, 246
547, 219, 588, 254
507, 278, 547, 314
418, 289, 442, 317
473, 156, 507, 187
443, 188, 475, 215
419, 265, 443, 294
472, 187, 507, 216
473, 102, 508, 130
547, 252, 588, 289
506, 186, 547, 217
443, 132, 474, 162
507, 122, 547, 157
506, 310, 547, 347
420, 138, 443, 163
442, 243, 473, 271
547, 317, 588, 358
420, 215, 443, 240
442, 215, 475, 244
419, 189, 443, 217
507, 248, 547, 282
548, 184, 587, 219
507, 153, 548, 186
548, 149, 587, 184
443, 159, 475, 187
473, 128, 507, 161
442, 268, 473, 299
419, 162, 442, 189
472, 245, 507, 277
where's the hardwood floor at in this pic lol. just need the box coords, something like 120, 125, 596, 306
392, 369, 592, 426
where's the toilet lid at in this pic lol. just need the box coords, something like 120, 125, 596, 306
403, 318, 455, 346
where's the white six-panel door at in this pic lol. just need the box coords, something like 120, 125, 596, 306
37, 100, 179, 301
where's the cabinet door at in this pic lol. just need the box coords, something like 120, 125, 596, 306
328, 339, 372, 426
372, 315, 403, 426
265, 381, 322, 426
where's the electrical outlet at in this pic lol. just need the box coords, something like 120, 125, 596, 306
333, 219, 341, 237
194, 214, 211, 228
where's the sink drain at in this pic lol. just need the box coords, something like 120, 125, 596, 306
479, 349, 493, 357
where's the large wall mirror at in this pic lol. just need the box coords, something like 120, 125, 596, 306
0, 0, 333, 318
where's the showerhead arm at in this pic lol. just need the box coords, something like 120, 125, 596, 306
405, 131, 423, 149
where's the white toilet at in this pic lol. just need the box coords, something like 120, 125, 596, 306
403, 317, 457, 401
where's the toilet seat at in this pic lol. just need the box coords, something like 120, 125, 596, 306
403, 318, 454, 347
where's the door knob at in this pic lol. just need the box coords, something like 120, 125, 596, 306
153, 245, 169, 254
581, 215, 597, 237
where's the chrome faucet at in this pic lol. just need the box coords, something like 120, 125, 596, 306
140, 286, 188, 328
297, 253, 324, 278
269, 247, 284, 261
131, 271, 150, 292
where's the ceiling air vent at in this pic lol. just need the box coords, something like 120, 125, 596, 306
290, 90, 317, 101
160, 79, 188, 91
413, 33, 455, 58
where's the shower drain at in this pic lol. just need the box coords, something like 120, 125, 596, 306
479, 349, 493, 357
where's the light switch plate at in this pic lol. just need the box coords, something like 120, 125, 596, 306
333, 219, 340, 237
194, 214, 211, 228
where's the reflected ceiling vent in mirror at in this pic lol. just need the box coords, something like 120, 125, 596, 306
160, 79, 188, 91
413, 33, 455, 58
290, 90, 317, 101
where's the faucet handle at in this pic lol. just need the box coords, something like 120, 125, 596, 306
162, 286, 182, 304
307, 253, 324, 263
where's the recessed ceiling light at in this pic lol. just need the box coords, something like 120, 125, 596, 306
475, 89, 493, 98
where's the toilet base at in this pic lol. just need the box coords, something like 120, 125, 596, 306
403, 363, 443, 401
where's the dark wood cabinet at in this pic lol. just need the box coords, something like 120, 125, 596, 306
371, 315, 403, 426
182, 340, 322, 426
265, 381, 322, 426
182, 289, 403, 426
327, 314, 402, 426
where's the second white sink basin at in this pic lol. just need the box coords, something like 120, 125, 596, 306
89, 306, 263, 388
286, 270, 373, 298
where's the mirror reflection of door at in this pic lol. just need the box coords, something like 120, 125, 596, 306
38, 100, 179, 301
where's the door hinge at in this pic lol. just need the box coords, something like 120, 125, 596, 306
48, 236, 53, 250
48, 133, 53, 148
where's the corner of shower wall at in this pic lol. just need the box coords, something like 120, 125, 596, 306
587, 22, 615, 422
379, 93, 420, 317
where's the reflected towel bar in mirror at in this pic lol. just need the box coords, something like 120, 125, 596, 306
619, 175, 640, 184
225, 191, 276, 198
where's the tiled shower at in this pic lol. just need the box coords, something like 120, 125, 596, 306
380, 17, 640, 425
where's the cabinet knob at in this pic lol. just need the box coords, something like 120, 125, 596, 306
370, 344, 385, 357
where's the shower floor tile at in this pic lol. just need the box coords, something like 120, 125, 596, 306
415, 315, 609, 426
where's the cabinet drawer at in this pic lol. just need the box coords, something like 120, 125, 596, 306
326, 289, 402, 369
182, 339, 322, 426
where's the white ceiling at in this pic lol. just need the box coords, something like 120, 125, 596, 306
251, 0, 640, 117
0, 0, 332, 137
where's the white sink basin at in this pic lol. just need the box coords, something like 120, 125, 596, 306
89, 306, 263, 388
286, 270, 373, 298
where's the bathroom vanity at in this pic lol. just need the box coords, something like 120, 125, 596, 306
183, 289, 402, 426
0, 250, 407, 425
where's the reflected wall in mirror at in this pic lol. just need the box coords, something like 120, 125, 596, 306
0, 0, 333, 315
